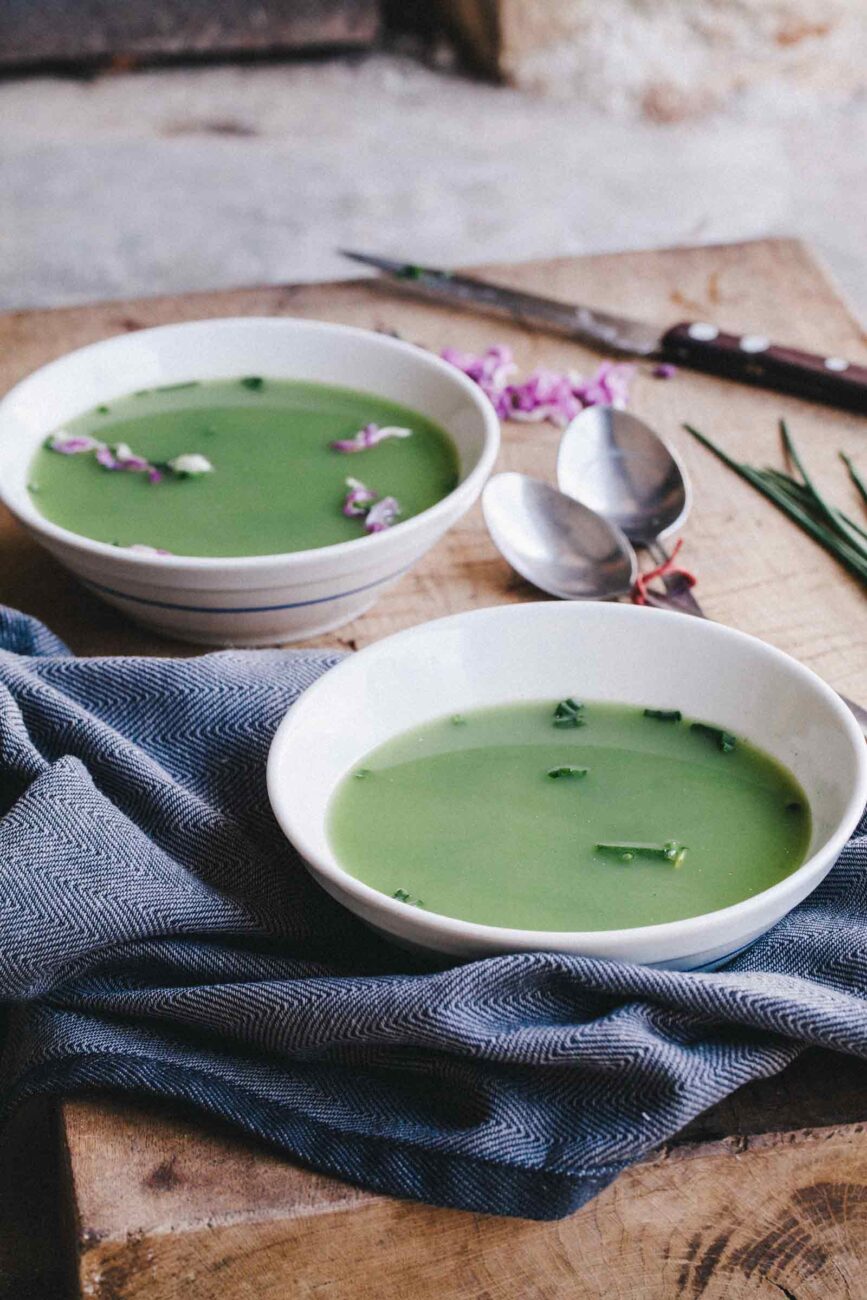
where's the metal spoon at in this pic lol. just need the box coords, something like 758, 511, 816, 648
482, 472, 637, 601
557, 406, 702, 616
556, 406, 867, 734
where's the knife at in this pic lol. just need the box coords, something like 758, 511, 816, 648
341, 251, 867, 415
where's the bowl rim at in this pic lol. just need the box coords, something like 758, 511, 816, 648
0, 316, 501, 571
267, 601, 867, 951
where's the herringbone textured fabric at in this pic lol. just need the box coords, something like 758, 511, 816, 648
0, 604, 865, 1219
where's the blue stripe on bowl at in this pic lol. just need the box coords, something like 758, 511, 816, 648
79, 564, 412, 615
684, 939, 754, 972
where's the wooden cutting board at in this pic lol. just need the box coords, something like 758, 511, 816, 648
1, 239, 866, 1300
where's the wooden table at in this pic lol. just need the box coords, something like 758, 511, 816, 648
1, 239, 866, 1299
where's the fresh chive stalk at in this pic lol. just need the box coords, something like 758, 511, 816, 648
684, 423, 867, 587
841, 452, 867, 510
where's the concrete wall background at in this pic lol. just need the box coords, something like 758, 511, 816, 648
1, 49, 865, 319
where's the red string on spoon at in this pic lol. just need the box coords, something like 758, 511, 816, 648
631, 539, 697, 606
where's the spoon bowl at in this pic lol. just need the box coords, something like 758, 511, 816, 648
557, 406, 690, 546
482, 472, 637, 601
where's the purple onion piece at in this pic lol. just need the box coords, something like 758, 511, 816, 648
441, 344, 636, 424
331, 423, 413, 453
364, 496, 400, 533
342, 476, 377, 517
48, 433, 102, 455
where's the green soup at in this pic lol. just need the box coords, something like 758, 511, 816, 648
29, 378, 459, 557
328, 700, 811, 931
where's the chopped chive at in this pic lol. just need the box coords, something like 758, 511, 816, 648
96, 404, 110, 414
691, 722, 737, 753
392, 888, 425, 907
595, 840, 687, 867
553, 698, 585, 728
399, 264, 424, 280
353, 768, 372, 780
644, 708, 682, 723
451, 714, 467, 726
157, 380, 200, 393
547, 766, 589, 779
240, 376, 265, 391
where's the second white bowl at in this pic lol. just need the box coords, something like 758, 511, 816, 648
267, 602, 867, 970
0, 317, 500, 646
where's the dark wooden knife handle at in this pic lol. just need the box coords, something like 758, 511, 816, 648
661, 322, 867, 414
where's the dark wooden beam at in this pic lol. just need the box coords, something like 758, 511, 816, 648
0, 0, 380, 70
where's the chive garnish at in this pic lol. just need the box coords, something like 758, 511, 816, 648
240, 376, 265, 391
157, 381, 200, 393
553, 698, 585, 728
399, 264, 424, 280
547, 766, 589, 779
393, 888, 425, 907
596, 841, 688, 868
96, 404, 110, 414
644, 709, 682, 722
691, 722, 737, 753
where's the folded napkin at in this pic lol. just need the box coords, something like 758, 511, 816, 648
0, 603, 865, 1221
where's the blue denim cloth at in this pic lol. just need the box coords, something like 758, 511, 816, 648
0, 604, 865, 1220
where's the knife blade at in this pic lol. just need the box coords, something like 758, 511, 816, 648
341, 250, 867, 415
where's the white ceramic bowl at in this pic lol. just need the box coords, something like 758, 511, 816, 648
0, 318, 499, 646
267, 601, 867, 970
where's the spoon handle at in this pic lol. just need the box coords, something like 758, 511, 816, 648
642, 545, 867, 739
645, 540, 705, 618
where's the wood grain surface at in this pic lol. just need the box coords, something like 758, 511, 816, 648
0, 239, 865, 1298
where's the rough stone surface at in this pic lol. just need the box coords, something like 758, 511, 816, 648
440, 0, 867, 120
1, 53, 866, 320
